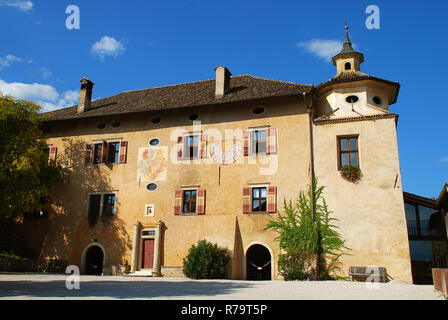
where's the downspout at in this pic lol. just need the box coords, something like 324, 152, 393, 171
303, 91, 321, 280
303, 92, 315, 223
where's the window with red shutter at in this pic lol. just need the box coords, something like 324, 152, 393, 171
85, 144, 93, 166
100, 141, 108, 164
174, 189, 182, 215
243, 185, 277, 214
196, 189, 206, 215
267, 128, 278, 154
243, 130, 250, 156
119, 141, 128, 163
177, 136, 183, 160
49, 147, 57, 165
242, 187, 251, 213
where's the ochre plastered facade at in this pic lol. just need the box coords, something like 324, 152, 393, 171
24, 29, 414, 281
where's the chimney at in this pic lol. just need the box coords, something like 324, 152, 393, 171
215, 66, 232, 99
77, 77, 94, 113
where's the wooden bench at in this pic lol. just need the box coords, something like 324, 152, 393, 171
349, 266, 388, 283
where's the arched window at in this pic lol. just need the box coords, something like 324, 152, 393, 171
345, 62, 352, 71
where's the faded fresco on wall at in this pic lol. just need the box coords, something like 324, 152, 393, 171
137, 147, 168, 182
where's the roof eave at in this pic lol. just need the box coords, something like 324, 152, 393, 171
40, 90, 314, 123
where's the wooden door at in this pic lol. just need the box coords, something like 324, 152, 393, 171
142, 239, 155, 269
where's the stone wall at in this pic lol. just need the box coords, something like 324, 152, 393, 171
0, 259, 68, 273
161, 266, 184, 277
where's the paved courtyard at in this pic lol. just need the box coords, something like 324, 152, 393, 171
0, 273, 445, 300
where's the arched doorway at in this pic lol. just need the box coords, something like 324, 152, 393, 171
84, 245, 104, 275
246, 244, 272, 280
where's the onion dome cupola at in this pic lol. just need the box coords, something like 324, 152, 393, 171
332, 26, 364, 74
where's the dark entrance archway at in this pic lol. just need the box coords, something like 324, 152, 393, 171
246, 244, 271, 280
85, 245, 104, 275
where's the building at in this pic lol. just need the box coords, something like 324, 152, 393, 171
29, 27, 413, 282
403, 184, 448, 284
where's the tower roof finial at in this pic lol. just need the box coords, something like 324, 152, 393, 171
331, 24, 364, 66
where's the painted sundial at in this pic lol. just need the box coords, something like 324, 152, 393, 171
210, 140, 242, 165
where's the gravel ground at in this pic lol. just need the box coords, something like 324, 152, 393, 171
0, 273, 445, 300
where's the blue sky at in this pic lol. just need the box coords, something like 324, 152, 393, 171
0, 0, 446, 198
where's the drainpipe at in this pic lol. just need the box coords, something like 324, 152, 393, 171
303, 91, 321, 280
303, 92, 315, 223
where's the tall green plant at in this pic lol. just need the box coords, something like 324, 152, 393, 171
265, 176, 350, 280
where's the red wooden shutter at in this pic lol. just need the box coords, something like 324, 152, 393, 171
177, 136, 183, 159
267, 128, 278, 154
174, 189, 182, 215
197, 189, 206, 215
100, 141, 108, 164
49, 147, 57, 165
85, 144, 93, 166
242, 187, 251, 213
243, 130, 250, 156
267, 186, 277, 213
119, 141, 128, 163
200, 134, 207, 159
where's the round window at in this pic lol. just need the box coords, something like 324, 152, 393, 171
346, 95, 359, 104
149, 138, 160, 146
147, 183, 158, 191
252, 107, 265, 115
372, 96, 382, 105
97, 122, 107, 130
188, 114, 199, 121
111, 120, 121, 128
151, 117, 161, 124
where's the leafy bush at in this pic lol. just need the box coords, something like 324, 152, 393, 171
278, 249, 315, 281
0, 251, 21, 260
183, 240, 231, 279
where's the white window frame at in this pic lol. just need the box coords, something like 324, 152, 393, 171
248, 183, 269, 213
248, 126, 270, 156
182, 132, 201, 160
86, 191, 118, 218
180, 187, 199, 215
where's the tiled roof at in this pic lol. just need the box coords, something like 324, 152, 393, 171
42, 75, 313, 122
315, 71, 400, 104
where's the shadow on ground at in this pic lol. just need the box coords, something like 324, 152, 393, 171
0, 277, 256, 299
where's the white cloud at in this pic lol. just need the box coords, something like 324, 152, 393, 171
0, 79, 78, 112
439, 157, 448, 163
297, 39, 343, 61
91, 36, 125, 60
0, 54, 23, 69
0, 0, 33, 11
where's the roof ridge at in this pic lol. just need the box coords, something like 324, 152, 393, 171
244, 74, 313, 87
121, 74, 254, 94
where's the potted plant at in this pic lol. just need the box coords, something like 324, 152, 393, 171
340, 165, 362, 183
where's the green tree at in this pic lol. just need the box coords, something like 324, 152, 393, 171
265, 177, 350, 280
0, 96, 63, 219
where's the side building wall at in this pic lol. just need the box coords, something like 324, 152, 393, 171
313, 116, 413, 282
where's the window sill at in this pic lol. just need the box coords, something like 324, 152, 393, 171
245, 212, 272, 215
178, 157, 203, 161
